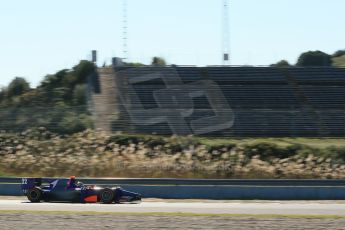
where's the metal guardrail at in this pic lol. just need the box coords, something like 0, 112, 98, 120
2, 177, 345, 199
1, 177, 345, 186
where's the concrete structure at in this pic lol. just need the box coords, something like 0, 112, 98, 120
88, 66, 345, 137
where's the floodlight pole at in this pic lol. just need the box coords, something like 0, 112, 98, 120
122, 0, 128, 60
223, 0, 230, 65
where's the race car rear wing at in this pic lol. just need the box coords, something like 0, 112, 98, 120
21, 178, 42, 194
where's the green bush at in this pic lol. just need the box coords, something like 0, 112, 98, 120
297, 50, 332, 67
322, 146, 345, 163
0, 61, 96, 135
243, 142, 306, 160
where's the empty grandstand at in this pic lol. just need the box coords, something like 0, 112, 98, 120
89, 66, 345, 137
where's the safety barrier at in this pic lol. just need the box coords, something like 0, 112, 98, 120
1, 178, 345, 200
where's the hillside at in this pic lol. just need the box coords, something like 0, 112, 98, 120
0, 61, 95, 134
333, 55, 345, 67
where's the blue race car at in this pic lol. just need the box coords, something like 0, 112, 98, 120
21, 176, 142, 204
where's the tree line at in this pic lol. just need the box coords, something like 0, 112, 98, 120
271, 49, 345, 67
0, 60, 96, 134
0, 57, 167, 134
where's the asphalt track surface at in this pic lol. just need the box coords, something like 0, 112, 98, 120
1, 198, 345, 216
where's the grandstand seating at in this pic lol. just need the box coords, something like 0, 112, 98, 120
91, 67, 345, 137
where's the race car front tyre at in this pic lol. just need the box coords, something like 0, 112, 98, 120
100, 188, 115, 204
27, 187, 43, 203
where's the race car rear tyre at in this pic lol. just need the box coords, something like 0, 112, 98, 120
100, 188, 115, 204
27, 187, 43, 203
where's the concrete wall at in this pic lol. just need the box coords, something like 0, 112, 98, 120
88, 68, 119, 132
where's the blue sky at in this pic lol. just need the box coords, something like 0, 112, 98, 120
0, 0, 344, 87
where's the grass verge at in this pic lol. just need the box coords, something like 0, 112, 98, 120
3, 129, 345, 178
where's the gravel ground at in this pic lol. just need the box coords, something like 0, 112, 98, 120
0, 213, 345, 230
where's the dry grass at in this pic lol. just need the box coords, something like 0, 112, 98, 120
333, 55, 345, 67
1, 128, 345, 179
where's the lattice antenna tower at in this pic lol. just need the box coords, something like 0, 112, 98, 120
122, 0, 128, 60
223, 0, 230, 65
